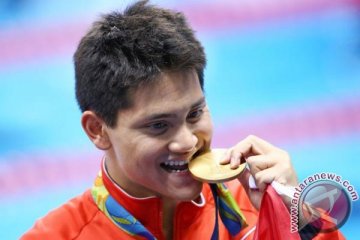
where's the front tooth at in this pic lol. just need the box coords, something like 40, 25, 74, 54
164, 161, 188, 167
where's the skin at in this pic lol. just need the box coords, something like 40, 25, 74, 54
221, 135, 298, 210
81, 69, 299, 238
82, 69, 212, 239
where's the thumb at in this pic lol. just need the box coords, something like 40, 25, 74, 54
238, 168, 251, 192
237, 168, 263, 210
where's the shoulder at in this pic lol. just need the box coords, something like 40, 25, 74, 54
20, 190, 101, 240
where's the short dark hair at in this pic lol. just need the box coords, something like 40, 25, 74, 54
74, 0, 206, 127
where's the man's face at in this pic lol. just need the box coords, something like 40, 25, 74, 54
105, 70, 213, 201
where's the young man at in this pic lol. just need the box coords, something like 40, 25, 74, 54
22, 1, 344, 239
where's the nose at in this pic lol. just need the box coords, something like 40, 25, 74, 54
168, 125, 198, 155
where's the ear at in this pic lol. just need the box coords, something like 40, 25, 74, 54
81, 111, 111, 150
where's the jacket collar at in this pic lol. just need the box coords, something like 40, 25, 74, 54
100, 158, 207, 237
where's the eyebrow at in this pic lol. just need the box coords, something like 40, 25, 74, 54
144, 97, 206, 121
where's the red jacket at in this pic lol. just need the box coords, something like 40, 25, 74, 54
21, 167, 345, 240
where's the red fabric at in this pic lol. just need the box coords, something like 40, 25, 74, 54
254, 185, 301, 240
21, 180, 259, 240
21, 170, 345, 239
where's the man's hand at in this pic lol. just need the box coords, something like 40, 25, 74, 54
221, 135, 298, 210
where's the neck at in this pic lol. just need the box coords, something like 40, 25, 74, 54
162, 197, 178, 240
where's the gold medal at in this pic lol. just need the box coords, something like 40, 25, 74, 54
189, 149, 246, 183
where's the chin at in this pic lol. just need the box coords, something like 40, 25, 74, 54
172, 183, 203, 201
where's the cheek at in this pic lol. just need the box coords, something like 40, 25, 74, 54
197, 114, 213, 140
127, 138, 167, 165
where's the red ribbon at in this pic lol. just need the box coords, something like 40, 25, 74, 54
254, 185, 301, 240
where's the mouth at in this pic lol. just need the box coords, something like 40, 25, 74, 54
160, 148, 205, 173
160, 160, 189, 173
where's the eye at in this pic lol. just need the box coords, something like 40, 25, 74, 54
187, 108, 204, 121
150, 122, 167, 129
146, 121, 168, 135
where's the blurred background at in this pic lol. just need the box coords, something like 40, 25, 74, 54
1, 0, 359, 239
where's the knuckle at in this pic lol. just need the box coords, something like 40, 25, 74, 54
280, 150, 290, 159
254, 171, 263, 182
233, 150, 242, 157
246, 156, 255, 165
272, 150, 291, 164
246, 134, 256, 142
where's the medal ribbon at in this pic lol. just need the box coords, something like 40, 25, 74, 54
210, 183, 248, 240
91, 171, 156, 240
91, 171, 247, 239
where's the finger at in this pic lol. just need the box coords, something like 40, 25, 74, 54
230, 150, 242, 169
232, 138, 254, 158
242, 135, 277, 156
246, 154, 274, 176
220, 148, 232, 164
237, 168, 251, 192
274, 176, 288, 186
253, 167, 277, 191
237, 169, 263, 210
